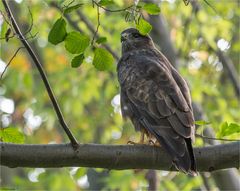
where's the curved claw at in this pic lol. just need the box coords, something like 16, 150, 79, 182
127, 140, 137, 145
148, 139, 155, 145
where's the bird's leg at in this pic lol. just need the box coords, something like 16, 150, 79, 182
139, 130, 145, 144
147, 134, 160, 146
147, 134, 155, 145
127, 130, 145, 145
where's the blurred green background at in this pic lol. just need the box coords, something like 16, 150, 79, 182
0, 0, 239, 190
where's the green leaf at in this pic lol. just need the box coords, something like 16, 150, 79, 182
0, 127, 25, 143
195, 120, 211, 126
1, 21, 8, 39
63, 3, 83, 14
96, 37, 107, 44
136, 18, 152, 35
143, 3, 160, 15
98, 0, 114, 6
23, 72, 33, 89
93, 48, 114, 71
74, 168, 86, 179
217, 122, 240, 138
71, 53, 84, 68
48, 17, 67, 45
65, 31, 90, 54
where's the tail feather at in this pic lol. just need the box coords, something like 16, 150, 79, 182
141, 119, 197, 175
185, 138, 197, 176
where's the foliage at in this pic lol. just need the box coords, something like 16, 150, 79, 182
136, 17, 152, 35
0, 126, 25, 143
142, 3, 160, 15
48, 17, 67, 45
71, 53, 84, 68
217, 122, 240, 138
64, 31, 90, 54
92, 47, 114, 71
0, 0, 239, 190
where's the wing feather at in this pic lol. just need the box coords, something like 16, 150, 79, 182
119, 54, 194, 138
117, 49, 196, 174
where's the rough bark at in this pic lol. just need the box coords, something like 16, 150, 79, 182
1, 142, 239, 171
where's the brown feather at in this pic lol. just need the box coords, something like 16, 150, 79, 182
118, 28, 197, 175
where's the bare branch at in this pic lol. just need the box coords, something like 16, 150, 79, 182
145, 170, 158, 191
1, 142, 239, 171
0, 7, 37, 41
92, 1, 133, 13
1, 0, 78, 147
91, 5, 100, 45
75, 10, 119, 60
0, 47, 25, 79
203, 0, 219, 15
195, 134, 240, 142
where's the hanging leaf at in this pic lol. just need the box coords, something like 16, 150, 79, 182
71, 53, 84, 68
93, 48, 114, 71
143, 3, 160, 15
136, 18, 152, 35
98, 0, 114, 6
217, 122, 240, 138
5, 28, 11, 42
48, 17, 67, 45
65, 31, 90, 54
1, 21, 8, 39
63, 3, 83, 14
195, 120, 211, 126
96, 37, 107, 44
0, 127, 25, 143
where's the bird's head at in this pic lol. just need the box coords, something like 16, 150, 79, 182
120, 28, 154, 54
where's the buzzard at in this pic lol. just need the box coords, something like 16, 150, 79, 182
117, 28, 197, 175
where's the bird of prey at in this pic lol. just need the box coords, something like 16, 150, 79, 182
117, 28, 197, 175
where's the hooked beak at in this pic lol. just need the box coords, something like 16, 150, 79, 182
121, 33, 128, 42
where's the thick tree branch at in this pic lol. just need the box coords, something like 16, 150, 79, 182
1, 142, 239, 171
1, 0, 78, 147
216, 50, 240, 97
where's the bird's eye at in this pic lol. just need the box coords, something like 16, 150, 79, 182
132, 33, 140, 38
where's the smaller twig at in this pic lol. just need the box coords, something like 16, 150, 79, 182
196, 133, 240, 142
91, 5, 100, 45
2, 0, 79, 147
1, 47, 25, 79
183, 0, 190, 6
203, 0, 219, 15
75, 10, 119, 60
0, 7, 37, 41
0, 32, 38, 41
62, 0, 75, 9
24, 6, 34, 37
93, 1, 134, 13
0, 10, 11, 26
